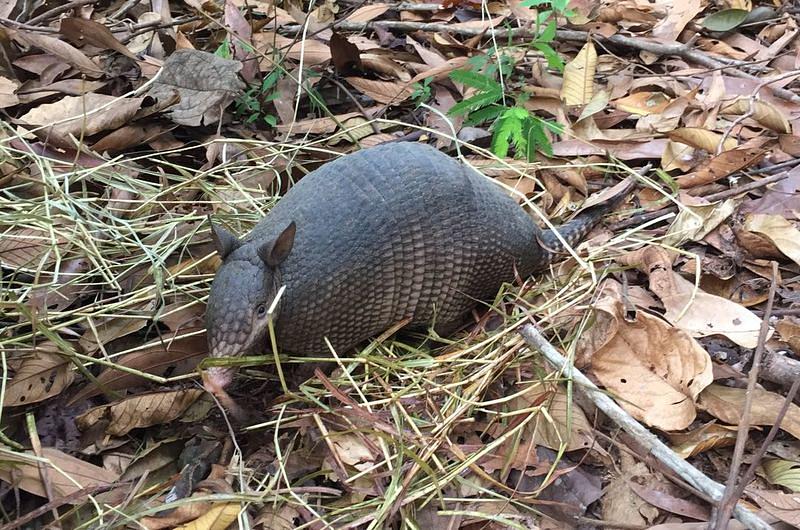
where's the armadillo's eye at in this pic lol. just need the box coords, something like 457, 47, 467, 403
256, 304, 267, 317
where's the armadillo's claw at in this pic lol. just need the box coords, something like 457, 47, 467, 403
202, 368, 248, 422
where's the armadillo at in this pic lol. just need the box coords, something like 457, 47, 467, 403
204, 142, 628, 390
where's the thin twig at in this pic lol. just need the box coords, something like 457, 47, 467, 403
518, 324, 772, 530
712, 260, 779, 528
25, 0, 98, 25
610, 170, 790, 231
281, 21, 800, 103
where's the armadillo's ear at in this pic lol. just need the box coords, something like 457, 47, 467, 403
209, 218, 240, 260
258, 221, 296, 268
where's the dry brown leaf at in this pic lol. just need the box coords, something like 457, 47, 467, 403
668, 127, 738, 152
676, 147, 766, 188
76, 388, 204, 436
577, 282, 712, 431
59, 18, 137, 60
0, 76, 19, 108
663, 199, 737, 247
255, 32, 331, 65
721, 98, 792, 133
667, 422, 739, 458
743, 214, 800, 267
618, 246, 769, 348
0, 447, 119, 498
345, 77, 414, 104
275, 109, 370, 134
19, 94, 143, 147
10, 30, 103, 77
173, 502, 241, 530
146, 49, 245, 127
4, 344, 74, 407
612, 91, 672, 116
698, 384, 800, 440
78, 301, 155, 354
69, 333, 207, 404
747, 489, 800, 526
345, 3, 390, 22
652, 0, 702, 41
0, 226, 71, 268
561, 41, 597, 106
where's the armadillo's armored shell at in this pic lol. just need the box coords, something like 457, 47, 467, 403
236, 143, 545, 355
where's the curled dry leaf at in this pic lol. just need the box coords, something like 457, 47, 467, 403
721, 97, 792, 134
254, 32, 331, 66
676, 146, 767, 188
76, 388, 204, 436
10, 30, 103, 77
69, 333, 207, 404
344, 77, 414, 105
698, 383, 800, 440
146, 49, 245, 127
577, 281, 712, 431
619, 246, 769, 348
746, 489, 800, 527
668, 127, 738, 152
4, 343, 74, 407
172, 502, 241, 530
667, 421, 739, 458
0, 227, 71, 269
59, 18, 137, 60
662, 199, 737, 247
0, 447, 119, 498
743, 213, 800, 267
487, 383, 595, 454
561, 41, 597, 106
0, 76, 19, 108
19, 94, 143, 148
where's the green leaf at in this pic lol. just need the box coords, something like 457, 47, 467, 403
464, 104, 505, 126
449, 69, 502, 92
541, 119, 564, 135
763, 459, 800, 492
538, 20, 557, 43
537, 9, 553, 25
264, 114, 277, 127
702, 9, 749, 32
448, 87, 504, 117
534, 42, 564, 71
552, 0, 569, 11
491, 107, 529, 158
525, 119, 552, 158
519, 0, 549, 7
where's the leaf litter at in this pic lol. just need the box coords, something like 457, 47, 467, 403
0, 0, 800, 528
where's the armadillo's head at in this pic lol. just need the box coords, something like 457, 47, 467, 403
204, 220, 296, 390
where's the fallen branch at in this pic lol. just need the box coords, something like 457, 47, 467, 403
518, 324, 772, 530
281, 20, 800, 104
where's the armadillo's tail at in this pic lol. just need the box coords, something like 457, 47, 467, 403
538, 176, 636, 264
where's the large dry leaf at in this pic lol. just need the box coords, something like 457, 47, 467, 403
619, 246, 769, 348
698, 384, 800, 440
4, 345, 74, 407
663, 199, 737, 247
147, 49, 245, 127
668, 127, 738, 152
747, 489, 800, 526
254, 32, 331, 65
721, 97, 792, 134
667, 422, 739, 458
344, 77, 414, 104
76, 389, 203, 436
743, 214, 800, 267
59, 18, 137, 60
676, 147, 766, 188
173, 503, 242, 530
19, 94, 143, 147
489, 383, 595, 452
561, 41, 597, 106
0, 226, 71, 268
345, 3, 390, 22
0, 447, 118, 498
652, 0, 702, 40
69, 333, 207, 404
578, 282, 712, 431
10, 30, 103, 77
0, 76, 19, 108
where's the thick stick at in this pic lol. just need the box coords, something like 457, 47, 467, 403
518, 324, 772, 530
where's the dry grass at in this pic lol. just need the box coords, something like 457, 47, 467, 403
0, 119, 641, 529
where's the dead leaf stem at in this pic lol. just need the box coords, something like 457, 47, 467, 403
711, 261, 778, 529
